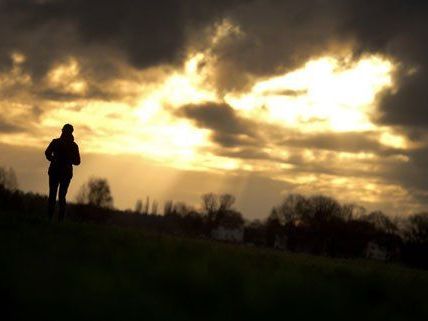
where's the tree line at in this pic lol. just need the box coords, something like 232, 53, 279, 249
1, 168, 428, 269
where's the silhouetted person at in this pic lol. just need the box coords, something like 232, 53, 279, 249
45, 124, 80, 221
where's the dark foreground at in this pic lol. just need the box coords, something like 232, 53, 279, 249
1, 211, 428, 321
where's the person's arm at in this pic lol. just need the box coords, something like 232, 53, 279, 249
72, 143, 81, 166
45, 140, 55, 161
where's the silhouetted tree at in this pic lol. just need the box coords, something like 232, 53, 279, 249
219, 194, 236, 212
135, 199, 143, 213
164, 200, 174, 216
144, 196, 150, 215
0, 166, 18, 191
308, 195, 343, 223
272, 194, 311, 224
406, 212, 428, 243
341, 203, 366, 221
400, 212, 428, 268
362, 211, 398, 234
266, 211, 283, 246
173, 202, 194, 216
151, 200, 158, 215
76, 177, 114, 208
270, 194, 378, 256
201, 193, 219, 217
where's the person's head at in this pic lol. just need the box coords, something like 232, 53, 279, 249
62, 124, 74, 135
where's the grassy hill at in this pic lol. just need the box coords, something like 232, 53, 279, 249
1, 210, 428, 321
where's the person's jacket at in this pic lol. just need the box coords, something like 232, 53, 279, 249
45, 133, 80, 179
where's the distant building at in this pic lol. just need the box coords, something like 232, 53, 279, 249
211, 226, 244, 243
365, 242, 389, 261
365, 235, 402, 261
274, 235, 288, 250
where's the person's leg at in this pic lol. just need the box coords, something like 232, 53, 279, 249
58, 178, 71, 222
48, 175, 59, 221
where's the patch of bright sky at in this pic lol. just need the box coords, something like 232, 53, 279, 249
46, 58, 87, 95
225, 55, 395, 133
282, 172, 412, 207
39, 50, 407, 171
6, 20, 406, 166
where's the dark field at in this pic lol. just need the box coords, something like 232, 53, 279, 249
1, 211, 428, 321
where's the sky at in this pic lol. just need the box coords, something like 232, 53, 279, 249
1, 0, 428, 219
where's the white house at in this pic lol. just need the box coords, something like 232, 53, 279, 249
274, 235, 288, 250
211, 226, 244, 243
365, 241, 389, 261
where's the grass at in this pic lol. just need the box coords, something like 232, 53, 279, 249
1, 211, 428, 321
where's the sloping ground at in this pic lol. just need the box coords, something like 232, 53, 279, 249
1, 211, 428, 321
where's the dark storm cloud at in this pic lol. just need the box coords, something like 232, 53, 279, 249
384, 147, 428, 192
337, 1, 428, 130
0, 0, 246, 81
210, 0, 428, 131
281, 132, 404, 156
2, 0, 428, 127
216, 148, 277, 161
37, 89, 87, 101
177, 102, 261, 147
210, 0, 345, 91
211, 132, 258, 148
36, 85, 121, 102
0, 118, 24, 133
177, 101, 406, 161
179, 103, 251, 134
377, 68, 428, 128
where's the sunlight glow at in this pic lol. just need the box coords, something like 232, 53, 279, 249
34, 52, 404, 177
379, 131, 408, 149
226, 56, 394, 133
135, 53, 216, 124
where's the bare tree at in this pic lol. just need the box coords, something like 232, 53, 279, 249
342, 203, 366, 221
272, 194, 311, 224
0, 166, 18, 191
362, 211, 398, 234
173, 202, 189, 216
406, 212, 428, 242
144, 196, 150, 215
201, 193, 219, 215
151, 200, 158, 215
76, 177, 114, 208
135, 199, 143, 213
219, 193, 236, 212
308, 195, 343, 222
164, 200, 174, 216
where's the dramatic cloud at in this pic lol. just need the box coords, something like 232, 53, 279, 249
281, 132, 404, 156
0, 0, 244, 76
0, 118, 23, 133
1, 0, 428, 217
222, 1, 428, 134
177, 102, 261, 147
